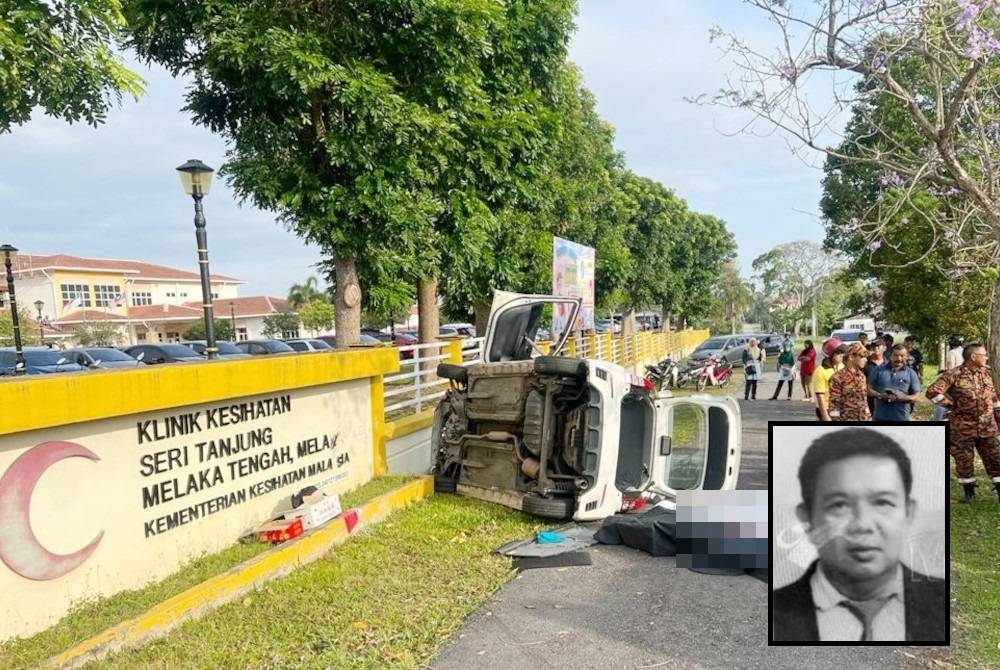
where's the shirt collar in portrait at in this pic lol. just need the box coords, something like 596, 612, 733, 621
812, 561, 904, 612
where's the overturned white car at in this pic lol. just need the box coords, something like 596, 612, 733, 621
432, 291, 742, 520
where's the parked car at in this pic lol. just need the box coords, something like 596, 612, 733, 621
431, 291, 741, 521
284, 338, 333, 352
183, 340, 252, 359
0, 347, 88, 375
687, 335, 749, 365
441, 322, 477, 338
361, 328, 394, 342
124, 343, 204, 365
67, 347, 142, 369
749, 332, 784, 356
233, 339, 296, 356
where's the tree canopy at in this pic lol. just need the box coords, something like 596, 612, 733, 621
1, 0, 143, 132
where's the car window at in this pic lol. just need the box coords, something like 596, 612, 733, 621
287, 341, 308, 352
666, 404, 708, 491
697, 338, 730, 350
86, 348, 135, 362
309, 340, 332, 350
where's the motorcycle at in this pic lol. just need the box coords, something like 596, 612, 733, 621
695, 356, 734, 392
644, 357, 692, 390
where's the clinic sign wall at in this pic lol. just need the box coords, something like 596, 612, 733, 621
0, 350, 396, 641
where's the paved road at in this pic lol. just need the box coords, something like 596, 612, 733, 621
429, 382, 947, 670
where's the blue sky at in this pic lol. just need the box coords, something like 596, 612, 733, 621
0, 1, 831, 298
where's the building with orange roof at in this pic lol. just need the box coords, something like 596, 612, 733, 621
7, 253, 297, 345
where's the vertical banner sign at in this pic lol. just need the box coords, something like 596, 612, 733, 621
552, 236, 596, 334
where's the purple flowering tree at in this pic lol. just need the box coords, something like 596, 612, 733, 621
698, 0, 1000, 376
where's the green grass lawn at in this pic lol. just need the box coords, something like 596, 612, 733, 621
76, 495, 547, 670
948, 471, 1000, 669
0, 476, 415, 670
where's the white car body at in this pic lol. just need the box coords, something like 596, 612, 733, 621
434, 291, 742, 521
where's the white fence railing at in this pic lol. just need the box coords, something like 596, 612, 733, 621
383, 337, 484, 417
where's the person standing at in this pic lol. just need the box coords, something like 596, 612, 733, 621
869, 344, 922, 421
742, 338, 765, 400
903, 336, 924, 380
813, 338, 846, 422
933, 334, 966, 421
771, 339, 797, 400
798, 340, 816, 401
926, 342, 1000, 503
863, 340, 887, 418
829, 342, 872, 421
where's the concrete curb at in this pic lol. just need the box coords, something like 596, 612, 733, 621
43, 476, 434, 670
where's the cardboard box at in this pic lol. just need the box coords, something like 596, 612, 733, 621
286, 492, 342, 530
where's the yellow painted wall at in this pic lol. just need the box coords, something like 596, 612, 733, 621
0, 348, 399, 641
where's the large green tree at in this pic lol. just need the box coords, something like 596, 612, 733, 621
671, 213, 736, 328
124, 0, 498, 347
1, 0, 143, 132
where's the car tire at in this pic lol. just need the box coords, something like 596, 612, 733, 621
534, 356, 587, 379
434, 474, 457, 494
521, 494, 575, 519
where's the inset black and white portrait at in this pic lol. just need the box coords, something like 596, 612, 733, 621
769, 423, 948, 645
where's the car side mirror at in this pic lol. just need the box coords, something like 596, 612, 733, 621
660, 436, 672, 456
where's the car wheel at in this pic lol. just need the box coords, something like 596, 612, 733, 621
434, 474, 457, 494
521, 494, 575, 519
534, 356, 587, 379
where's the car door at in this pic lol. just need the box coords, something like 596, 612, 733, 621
649, 395, 741, 501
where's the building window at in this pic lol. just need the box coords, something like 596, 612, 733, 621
212, 292, 219, 299
165, 292, 176, 298
180, 292, 188, 298
236, 328, 248, 342
131, 291, 153, 306
93, 284, 120, 308
59, 284, 91, 308
136, 332, 147, 342
281, 327, 299, 340
166, 331, 180, 342
157, 332, 164, 342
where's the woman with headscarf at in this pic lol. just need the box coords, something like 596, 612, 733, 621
742, 337, 765, 400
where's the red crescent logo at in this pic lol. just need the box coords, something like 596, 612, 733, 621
0, 440, 104, 581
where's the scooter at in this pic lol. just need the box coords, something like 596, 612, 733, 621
644, 357, 691, 390
695, 356, 734, 391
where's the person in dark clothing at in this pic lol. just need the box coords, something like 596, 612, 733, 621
862, 340, 886, 418
771, 428, 946, 643
903, 336, 924, 379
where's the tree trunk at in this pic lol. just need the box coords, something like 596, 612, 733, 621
622, 308, 637, 338
333, 254, 361, 349
810, 305, 818, 338
417, 276, 439, 344
661, 309, 671, 333
417, 277, 440, 383
475, 302, 491, 338
730, 307, 736, 335
990, 284, 1000, 390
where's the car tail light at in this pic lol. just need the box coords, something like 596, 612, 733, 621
620, 496, 648, 513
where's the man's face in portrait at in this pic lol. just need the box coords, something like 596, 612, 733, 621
890, 347, 908, 370
968, 346, 988, 369
797, 456, 915, 590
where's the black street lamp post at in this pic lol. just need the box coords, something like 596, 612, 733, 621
176, 159, 218, 360
1, 244, 26, 374
229, 301, 236, 338
34, 300, 44, 346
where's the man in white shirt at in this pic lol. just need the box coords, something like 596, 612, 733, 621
771, 428, 946, 643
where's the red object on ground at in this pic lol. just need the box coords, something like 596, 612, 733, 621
341, 509, 359, 533
256, 518, 304, 543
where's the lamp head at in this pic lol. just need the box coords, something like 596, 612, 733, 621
176, 159, 215, 197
